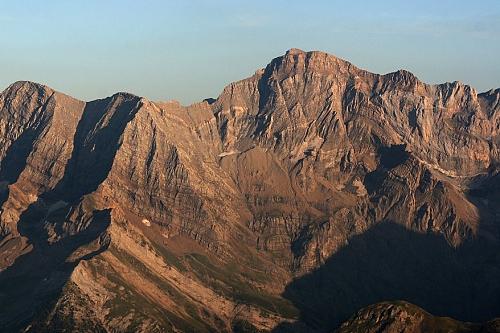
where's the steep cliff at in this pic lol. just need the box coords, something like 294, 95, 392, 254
0, 49, 498, 332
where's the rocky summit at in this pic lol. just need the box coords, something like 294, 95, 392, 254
0, 49, 499, 333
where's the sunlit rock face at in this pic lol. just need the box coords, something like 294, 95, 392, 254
0, 50, 499, 333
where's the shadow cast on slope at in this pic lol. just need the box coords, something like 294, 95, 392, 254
51, 95, 141, 201
0, 204, 111, 332
0, 96, 55, 209
0, 94, 141, 331
273, 222, 500, 332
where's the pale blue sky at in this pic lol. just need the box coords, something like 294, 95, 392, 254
1, 0, 499, 104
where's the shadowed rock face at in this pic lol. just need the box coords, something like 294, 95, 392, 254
272, 223, 500, 332
0, 50, 498, 332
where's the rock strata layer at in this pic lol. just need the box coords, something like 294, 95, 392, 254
0, 49, 499, 332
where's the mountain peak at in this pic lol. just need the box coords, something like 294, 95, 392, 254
285, 48, 306, 55
10, 80, 50, 89
383, 69, 420, 89
259, 48, 358, 82
282, 48, 345, 62
0, 49, 499, 333
2, 80, 54, 97
109, 91, 141, 101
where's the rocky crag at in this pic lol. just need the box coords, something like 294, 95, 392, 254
0, 49, 499, 332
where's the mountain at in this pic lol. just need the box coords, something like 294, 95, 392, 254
0, 49, 498, 332
336, 301, 500, 333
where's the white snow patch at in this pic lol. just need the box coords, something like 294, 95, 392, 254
28, 194, 38, 203
141, 219, 151, 227
218, 150, 240, 157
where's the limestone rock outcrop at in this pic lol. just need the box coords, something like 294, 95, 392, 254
0, 50, 498, 332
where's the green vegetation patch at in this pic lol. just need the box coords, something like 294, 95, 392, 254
185, 253, 298, 318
